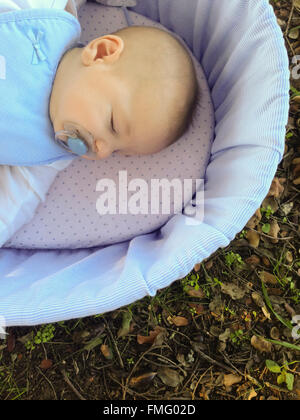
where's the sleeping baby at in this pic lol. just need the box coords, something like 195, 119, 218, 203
0, 0, 198, 245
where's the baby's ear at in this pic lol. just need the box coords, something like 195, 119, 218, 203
81, 35, 124, 65
94, 0, 137, 7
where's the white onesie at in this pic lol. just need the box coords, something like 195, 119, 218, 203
0, 0, 80, 246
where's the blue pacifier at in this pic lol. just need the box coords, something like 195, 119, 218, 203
67, 137, 88, 156
55, 122, 94, 157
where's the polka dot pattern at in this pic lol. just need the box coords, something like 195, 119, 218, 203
4, 3, 215, 250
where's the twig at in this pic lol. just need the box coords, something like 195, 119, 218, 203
104, 319, 124, 369
193, 348, 236, 375
285, 1, 295, 36
61, 369, 86, 400
36, 367, 58, 400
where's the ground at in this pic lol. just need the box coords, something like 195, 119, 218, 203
0, 0, 300, 401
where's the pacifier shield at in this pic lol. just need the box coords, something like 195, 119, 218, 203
67, 137, 88, 156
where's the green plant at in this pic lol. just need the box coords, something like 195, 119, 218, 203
230, 329, 244, 345
225, 251, 244, 269
181, 272, 202, 297
25, 324, 55, 351
261, 205, 274, 220
265, 360, 298, 391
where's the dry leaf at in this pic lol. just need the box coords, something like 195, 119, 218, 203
117, 311, 133, 338
137, 326, 166, 346
221, 282, 246, 300
40, 359, 53, 370
267, 177, 284, 198
281, 202, 293, 216
293, 177, 300, 185
251, 292, 265, 308
171, 316, 189, 327
262, 306, 271, 320
194, 263, 201, 272
100, 344, 113, 360
245, 255, 261, 266
292, 157, 300, 165
248, 388, 258, 400
184, 285, 205, 298
293, 164, 300, 178
246, 230, 260, 248
188, 303, 206, 315
157, 367, 183, 388
259, 271, 277, 285
270, 327, 280, 340
223, 374, 242, 389
269, 220, 280, 244
129, 372, 157, 387
246, 209, 262, 229
251, 335, 272, 353
285, 251, 293, 264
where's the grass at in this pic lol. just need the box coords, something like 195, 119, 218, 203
0, 0, 300, 401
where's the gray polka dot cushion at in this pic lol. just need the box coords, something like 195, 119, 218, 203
4, 3, 214, 250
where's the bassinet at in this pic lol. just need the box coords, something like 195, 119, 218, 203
0, 0, 290, 326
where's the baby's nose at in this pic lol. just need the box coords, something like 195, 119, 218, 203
95, 139, 114, 159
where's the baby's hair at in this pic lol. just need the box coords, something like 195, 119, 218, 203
171, 80, 200, 144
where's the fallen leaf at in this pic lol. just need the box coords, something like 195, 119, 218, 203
117, 311, 133, 338
221, 282, 246, 300
219, 328, 231, 343
223, 374, 242, 389
270, 327, 280, 340
40, 359, 52, 370
292, 157, 300, 165
261, 197, 279, 214
267, 177, 285, 198
157, 367, 183, 388
289, 27, 300, 40
262, 306, 271, 320
129, 372, 157, 387
259, 271, 278, 285
100, 344, 113, 360
188, 303, 206, 315
293, 177, 300, 185
137, 326, 166, 346
194, 263, 201, 272
83, 337, 103, 351
184, 285, 205, 298
252, 292, 265, 308
245, 255, 261, 266
246, 209, 262, 229
171, 316, 189, 327
281, 202, 294, 216
205, 260, 213, 270
251, 336, 272, 353
246, 230, 260, 248
248, 388, 258, 400
269, 220, 280, 244
285, 251, 293, 264
293, 164, 300, 178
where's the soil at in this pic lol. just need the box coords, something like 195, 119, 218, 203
0, 0, 299, 401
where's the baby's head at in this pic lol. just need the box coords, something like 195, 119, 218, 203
49, 26, 199, 160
